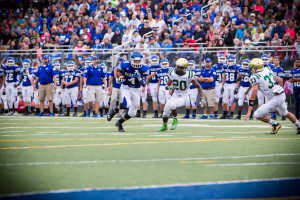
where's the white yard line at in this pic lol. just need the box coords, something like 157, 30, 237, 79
0, 153, 299, 167
208, 162, 300, 167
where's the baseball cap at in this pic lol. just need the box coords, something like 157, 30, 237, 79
205, 58, 212, 62
150, 36, 155, 40
92, 56, 98, 60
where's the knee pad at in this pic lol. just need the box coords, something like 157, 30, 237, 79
128, 107, 137, 117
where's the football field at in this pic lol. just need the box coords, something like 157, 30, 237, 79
0, 116, 300, 199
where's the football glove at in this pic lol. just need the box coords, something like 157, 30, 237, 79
199, 97, 206, 107
118, 76, 125, 84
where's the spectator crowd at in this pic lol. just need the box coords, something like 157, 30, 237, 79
0, 0, 299, 67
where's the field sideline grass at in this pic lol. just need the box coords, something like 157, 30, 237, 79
0, 116, 300, 196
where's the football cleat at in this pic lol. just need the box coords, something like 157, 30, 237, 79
214, 114, 218, 119
159, 114, 163, 118
37, 112, 44, 117
157, 123, 168, 132
79, 113, 86, 117
64, 113, 70, 117
281, 116, 286, 121
271, 113, 277, 120
297, 128, 300, 134
199, 115, 208, 119
209, 114, 215, 119
92, 114, 99, 118
107, 108, 118, 121
182, 114, 190, 119
49, 112, 55, 117
228, 114, 234, 119
73, 113, 78, 117
152, 113, 158, 118
220, 114, 229, 119
135, 112, 141, 118
270, 123, 281, 134
142, 113, 147, 118
115, 120, 125, 132
191, 114, 196, 119
170, 118, 178, 130
235, 115, 241, 120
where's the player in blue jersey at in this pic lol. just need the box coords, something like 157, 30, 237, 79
157, 58, 171, 117
0, 68, 4, 114
271, 56, 286, 120
235, 59, 252, 120
212, 54, 226, 118
21, 58, 35, 115
79, 57, 92, 117
109, 51, 149, 132
198, 58, 217, 119
182, 60, 201, 119
2, 57, 21, 115
290, 58, 300, 122
53, 61, 65, 116
62, 61, 80, 117
221, 54, 239, 119
108, 57, 123, 117
147, 55, 161, 118
83, 56, 107, 118
99, 63, 109, 117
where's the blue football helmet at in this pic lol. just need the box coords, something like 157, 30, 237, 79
6, 57, 15, 66
261, 54, 269, 65
160, 58, 169, 69
218, 53, 227, 64
227, 55, 236, 66
67, 60, 75, 70
23, 58, 31, 68
85, 57, 92, 67
131, 51, 143, 69
53, 61, 61, 70
188, 60, 196, 70
241, 59, 250, 69
151, 55, 159, 66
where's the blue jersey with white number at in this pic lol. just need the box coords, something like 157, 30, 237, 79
190, 69, 201, 89
238, 67, 251, 87
21, 67, 35, 87
110, 66, 121, 89
272, 66, 285, 78
290, 68, 300, 90
64, 69, 81, 89
54, 69, 65, 86
224, 64, 239, 84
212, 63, 225, 83
157, 68, 170, 86
3, 65, 20, 83
118, 61, 149, 88
149, 64, 161, 84
200, 68, 217, 89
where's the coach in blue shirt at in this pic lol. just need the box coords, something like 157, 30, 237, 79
198, 58, 217, 119
83, 56, 107, 118
35, 55, 57, 117
290, 58, 300, 120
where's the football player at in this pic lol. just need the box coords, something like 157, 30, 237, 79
245, 58, 300, 134
20, 58, 35, 115
53, 61, 64, 116
0, 68, 4, 114
147, 55, 161, 118
212, 54, 226, 118
2, 57, 20, 115
158, 58, 203, 132
157, 58, 171, 117
221, 55, 239, 119
183, 60, 201, 119
109, 51, 149, 132
290, 59, 300, 121
62, 61, 80, 117
79, 57, 92, 117
235, 59, 252, 120
271, 56, 285, 120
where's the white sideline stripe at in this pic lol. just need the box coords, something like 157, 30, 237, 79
0, 153, 299, 167
0, 124, 294, 130
208, 162, 300, 167
0, 130, 295, 137
0, 177, 299, 198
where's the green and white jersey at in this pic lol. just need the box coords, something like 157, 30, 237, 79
249, 67, 284, 99
168, 68, 195, 95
